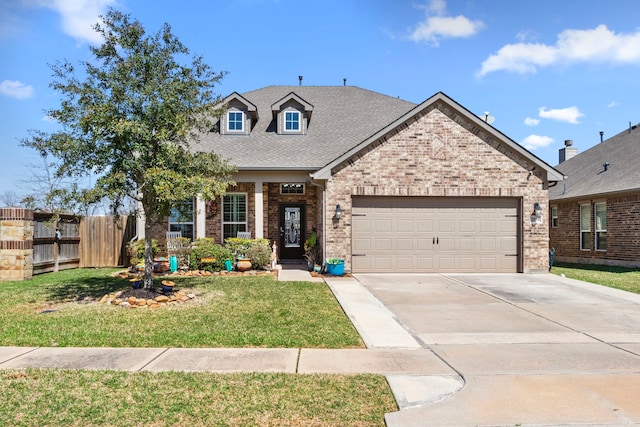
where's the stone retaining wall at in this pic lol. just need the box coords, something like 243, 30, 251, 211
0, 208, 34, 281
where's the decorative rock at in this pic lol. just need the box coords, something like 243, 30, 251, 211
179, 296, 189, 302
155, 295, 169, 303
128, 297, 137, 305
99, 295, 109, 304
136, 299, 147, 306
112, 298, 122, 305
187, 293, 196, 299
146, 299, 156, 306
149, 304, 160, 309
119, 301, 131, 308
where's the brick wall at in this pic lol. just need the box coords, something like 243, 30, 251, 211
0, 208, 34, 281
550, 193, 640, 267
325, 101, 550, 273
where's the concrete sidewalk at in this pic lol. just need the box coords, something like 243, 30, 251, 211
0, 346, 447, 376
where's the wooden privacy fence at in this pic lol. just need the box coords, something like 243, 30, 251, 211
80, 215, 135, 267
33, 212, 81, 274
32, 213, 135, 274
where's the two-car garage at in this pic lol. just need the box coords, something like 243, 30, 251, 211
351, 197, 521, 273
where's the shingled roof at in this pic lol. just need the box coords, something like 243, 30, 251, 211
195, 85, 416, 170
550, 123, 640, 201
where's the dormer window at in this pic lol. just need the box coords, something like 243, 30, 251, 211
285, 111, 300, 132
219, 92, 257, 135
227, 111, 244, 132
271, 92, 313, 135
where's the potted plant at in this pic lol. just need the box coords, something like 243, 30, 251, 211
304, 229, 322, 271
325, 258, 345, 276
225, 237, 255, 272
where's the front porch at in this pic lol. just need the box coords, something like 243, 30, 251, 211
198, 173, 323, 262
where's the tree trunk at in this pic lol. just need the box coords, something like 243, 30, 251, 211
143, 209, 154, 289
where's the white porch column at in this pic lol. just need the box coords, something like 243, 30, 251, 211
196, 195, 206, 239
254, 181, 264, 238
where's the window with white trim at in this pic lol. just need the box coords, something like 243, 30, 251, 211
284, 111, 300, 132
595, 202, 607, 251
222, 193, 247, 241
580, 204, 592, 250
551, 206, 558, 228
169, 199, 194, 240
227, 111, 244, 132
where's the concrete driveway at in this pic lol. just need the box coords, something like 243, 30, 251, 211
352, 273, 640, 426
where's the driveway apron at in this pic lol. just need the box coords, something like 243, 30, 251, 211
354, 273, 640, 427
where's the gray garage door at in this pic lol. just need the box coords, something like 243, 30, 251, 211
351, 197, 520, 273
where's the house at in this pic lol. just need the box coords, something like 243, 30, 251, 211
549, 123, 640, 267
145, 85, 563, 273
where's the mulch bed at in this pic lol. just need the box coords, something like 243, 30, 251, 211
118, 287, 177, 301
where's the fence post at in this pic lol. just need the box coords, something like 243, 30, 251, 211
0, 208, 34, 281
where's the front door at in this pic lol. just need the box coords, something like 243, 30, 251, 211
279, 204, 305, 260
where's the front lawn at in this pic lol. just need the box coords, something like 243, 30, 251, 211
0, 369, 396, 426
0, 268, 363, 348
551, 262, 640, 295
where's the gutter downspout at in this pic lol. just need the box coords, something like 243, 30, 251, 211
308, 175, 326, 263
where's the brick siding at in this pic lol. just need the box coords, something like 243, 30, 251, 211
325, 101, 550, 272
550, 193, 640, 267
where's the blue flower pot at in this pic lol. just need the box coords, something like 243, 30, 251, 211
325, 259, 344, 276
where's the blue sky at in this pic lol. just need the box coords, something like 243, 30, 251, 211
1, 0, 639, 200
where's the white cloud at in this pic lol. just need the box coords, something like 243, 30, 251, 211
37, 0, 117, 45
607, 101, 620, 108
524, 117, 540, 126
479, 24, 640, 76
522, 134, 554, 150
538, 106, 583, 124
0, 79, 34, 99
410, 0, 484, 46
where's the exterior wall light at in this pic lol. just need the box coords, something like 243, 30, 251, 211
531, 202, 543, 225
533, 202, 542, 218
335, 204, 342, 219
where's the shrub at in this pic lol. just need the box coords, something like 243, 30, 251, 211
224, 237, 252, 258
127, 239, 159, 266
247, 240, 272, 270
190, 238, 233, 272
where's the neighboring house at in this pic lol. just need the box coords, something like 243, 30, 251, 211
145, 86, 563, 273
549, 123, 640, 267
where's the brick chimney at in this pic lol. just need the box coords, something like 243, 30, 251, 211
559, 139, 578, 163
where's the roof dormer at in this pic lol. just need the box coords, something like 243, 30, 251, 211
220, 92, 258, 135
271, 92, 313, 135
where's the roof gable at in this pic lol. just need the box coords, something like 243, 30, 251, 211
271, 92, 314, 116
312, 92, 564, 182
222, 92, 258, 120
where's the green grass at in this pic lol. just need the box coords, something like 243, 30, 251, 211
0, 369, 397, 426
0, 268, 363, 348
551, 262, 640, 294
